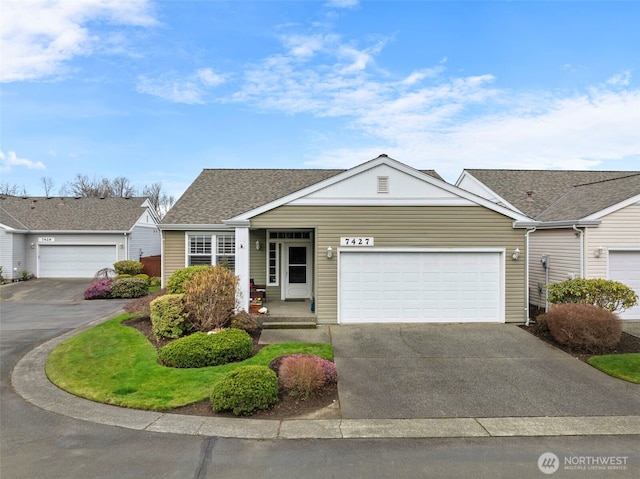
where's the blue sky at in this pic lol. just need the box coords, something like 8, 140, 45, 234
1, 0, 639, 200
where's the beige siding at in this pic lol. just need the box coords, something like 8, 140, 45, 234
250, 205, 526, 324
528, 230, 581, 308
162, 230, 186, 284
585, 204, 640, 279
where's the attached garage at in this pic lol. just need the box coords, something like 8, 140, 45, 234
609, 250, 640, 320
339, 250, 504, 323
39, 245, 118, 278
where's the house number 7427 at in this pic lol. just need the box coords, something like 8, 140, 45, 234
341, 237, 374, 246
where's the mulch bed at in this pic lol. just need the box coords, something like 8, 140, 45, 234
121, 316, 339, 418
519, 323, 640, 362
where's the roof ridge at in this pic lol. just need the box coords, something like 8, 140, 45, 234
572, 172, 640, 188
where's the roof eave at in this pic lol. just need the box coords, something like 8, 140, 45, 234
158, 223, 232, 231
513, 220, 601, 229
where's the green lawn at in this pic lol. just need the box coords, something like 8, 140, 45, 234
46, 314, 333, 410
588, 353, 640, 384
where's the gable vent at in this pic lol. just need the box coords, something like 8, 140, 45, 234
377, 176, 389, 194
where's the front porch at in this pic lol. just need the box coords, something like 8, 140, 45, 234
253, 299, 317, 329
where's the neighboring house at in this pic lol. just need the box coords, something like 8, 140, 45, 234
160, 155, 533, 325
0, 196, 161, 279
456, 170, 640, 320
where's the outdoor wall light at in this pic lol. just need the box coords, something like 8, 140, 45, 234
255, 240, 261, 250
118, 243, 123, 249
512, 248, 520, 260
30, 242, 35, 249
595, 246, 604, 258
326, 246, 333, 259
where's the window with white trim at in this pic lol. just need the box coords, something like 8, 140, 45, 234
187, 233, 235, 270
268, 241, 279, 285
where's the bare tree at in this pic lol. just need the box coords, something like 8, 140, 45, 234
112, 176, 136, 197
41, 176, 55, 196
143, 182, 175, 218
0, 182, 27, 196
63, 174, 173, 217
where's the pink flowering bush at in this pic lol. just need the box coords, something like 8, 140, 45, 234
84, 279, 112, 300
269, 354, 337, 384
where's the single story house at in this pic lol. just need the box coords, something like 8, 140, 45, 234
0, 196, 161, 279
456, 170, 640, 320
159, 155, 534, 324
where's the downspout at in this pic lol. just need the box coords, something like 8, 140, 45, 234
572, 225, 584, 278
525, 227, 537, 326
123, 232, 129, 260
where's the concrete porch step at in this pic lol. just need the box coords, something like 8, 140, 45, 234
259, 315, 317, 329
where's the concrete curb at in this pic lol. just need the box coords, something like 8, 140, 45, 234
11, 322, 640, 439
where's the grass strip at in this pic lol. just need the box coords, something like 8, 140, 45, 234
46, 314, 333, 410
587, 353, 640, 384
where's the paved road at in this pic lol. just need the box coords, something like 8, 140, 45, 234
2, 280, 639, 478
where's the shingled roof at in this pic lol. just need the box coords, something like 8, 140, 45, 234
0, 196, 153, 231
463, 170, 640, 220
536, 173, 640, 222
162, 168, 443, 225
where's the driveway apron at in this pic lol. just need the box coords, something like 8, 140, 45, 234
330, 323, 640, 419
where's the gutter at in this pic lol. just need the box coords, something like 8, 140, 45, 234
525, 227, 537, 326
513, 220, 600, 229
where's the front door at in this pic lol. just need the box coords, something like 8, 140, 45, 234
284, 244, 311, 299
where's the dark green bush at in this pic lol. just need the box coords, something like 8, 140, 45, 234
149, 293, 189, 339
110, 278, 148, 299
535, 313, 549, 333
230, 310, 261, 333
114, 260, 144, 276
158, 329, 253, 368
210, 366, 278, 416
547, 278, 638, 313
546, 303, 622, 352
166, 265, 213, 294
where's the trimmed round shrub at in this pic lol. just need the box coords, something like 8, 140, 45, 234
269, 354, 337, 384
166, 265, 213, 294
534, 313, 549, 333
277, 355, 327, 400
84, 279, 112, 300
158, 329, 253, 368
547, 278, 638, 313
210, 366, 278, 416
115, 274, 132, 280
149, 276, 162, 287
114, 260, 144, 276
110, 278, 149, 299
230, 310, 260, 333
546, 303, 622, 352
150, 293, 189, 339
134, 273, 150, 283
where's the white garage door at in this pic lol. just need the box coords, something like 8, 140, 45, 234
339, 251, 503, 323
39, 245, 117, 278
609, 251, 640, 320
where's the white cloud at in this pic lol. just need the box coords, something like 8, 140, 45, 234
0, 151, 46, 172
325, 0, 359, 9
607, 71, 631, 87
0, 0, 157, 82
137, 68, 228, 104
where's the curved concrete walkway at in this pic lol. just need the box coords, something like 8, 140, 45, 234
11, 321, 640, 440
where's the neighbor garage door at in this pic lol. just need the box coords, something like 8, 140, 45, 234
609, 251, 640, 320
39, 245, 117, 278
339, 251, 503, 323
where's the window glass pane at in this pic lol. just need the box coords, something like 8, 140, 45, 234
189, 235, 211, 254
289, 265, 306, 283
289, 246, 306, 264
189, 255, 211, 266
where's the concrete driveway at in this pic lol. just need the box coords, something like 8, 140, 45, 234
329, 323, 640, 419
